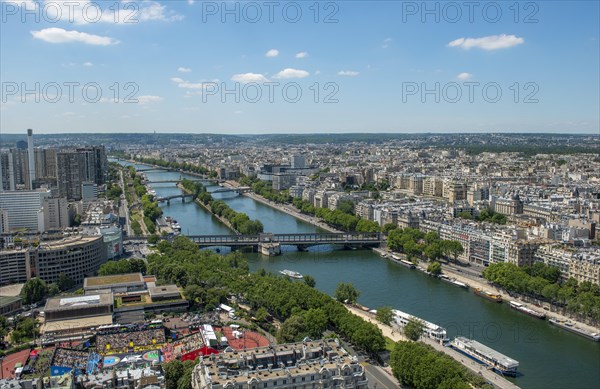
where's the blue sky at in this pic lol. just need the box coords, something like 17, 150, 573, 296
0, 0, 598, 134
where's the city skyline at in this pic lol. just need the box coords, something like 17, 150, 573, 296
1, 0, 599, 134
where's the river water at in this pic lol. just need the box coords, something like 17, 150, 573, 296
117, 161, 600, 389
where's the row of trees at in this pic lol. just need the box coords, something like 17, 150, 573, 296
484, 262, 600, 321
387, 228, 464, 263
250, 180, 292, 204
98, 258, 147, 276
390, 341, 491, 389
181, 179, 264, 235
140, 194, 162, 234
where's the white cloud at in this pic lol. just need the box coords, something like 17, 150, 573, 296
457, 72, 472, 80
447, 34, 524, 50
273, 68, 309, 79
170, 77, 217, 89
31, 28, 119, 46
315, 70, 321, 75
265, 49, 279, 58
382, 38, 392, 48
187, 0, 194, 4
138, 1, 183, 22
295, 51, 308, 59
231, 73, 269, 83
83, 62, 93, 67
338, 70, 360, 77
178, 67, 192, 73
137, 95, 163, 104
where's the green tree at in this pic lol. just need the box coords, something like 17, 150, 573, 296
356, 219, 381, 233
57, 273, 75, 291
148, 234, 160, 244
427, 261, 442, 276
184, 284, 203, 306
457, 211, 472, 220
163, 360, 184, 389
48, 283, 60, 297
404, 317, 425, 341
20, 278, 48, 305
303, 275, 316, 288
337, 199, 355, 215
376, 306, 394, 325
382, 223, 397, 233
335, 283, 360, 304
303, 308, 328, 339
279, 315, 306, 343
255, 307, 269, 323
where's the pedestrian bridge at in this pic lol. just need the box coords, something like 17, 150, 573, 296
186, 232, 384, 247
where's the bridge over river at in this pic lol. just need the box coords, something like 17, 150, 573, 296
187, 232, 384, 249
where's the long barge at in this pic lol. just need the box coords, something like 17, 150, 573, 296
439, 275, 469, 289
451, 336, 519, 376
391, 255, 416, 269
392, 309, 448, 344
549, 318, 600, 341
474, 288, 502, 303
509, 301, 546, 319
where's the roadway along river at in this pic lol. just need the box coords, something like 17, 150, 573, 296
118, 161, 600, 389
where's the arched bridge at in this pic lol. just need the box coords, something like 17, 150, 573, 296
186, 232, 384, 248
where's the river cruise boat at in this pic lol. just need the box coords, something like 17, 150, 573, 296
439, 275, 469, 289
392, 309, 448, 344
451, 336, 519, 376
279, 269, 303, 279
474, 288, 502, 303
509, 301, 546, 319
549, 318, 600, 341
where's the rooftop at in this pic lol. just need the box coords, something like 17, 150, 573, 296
85, 273, 144, 288
0, 295, 22, 307
45, 293, 113, 311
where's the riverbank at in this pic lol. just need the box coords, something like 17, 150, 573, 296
221, 182, 342, 233
373, 248, 600, 336
345, 305, 520, 389
177, 183, 240, 234
440, 264, 600, 335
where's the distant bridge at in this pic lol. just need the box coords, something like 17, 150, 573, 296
144, 179, 221, 184
136, 167, 179, 172
210, 186, 251, 194
156, 194, 195, 204
187, 232, 384, 248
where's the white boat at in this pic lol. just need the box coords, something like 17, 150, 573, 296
439, 275, 469, 289
279, 269, 303, 279
451, 336, 519, 376
509, 301, 546, 319
392, 309, 448, 343
549, 318, 600, 341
